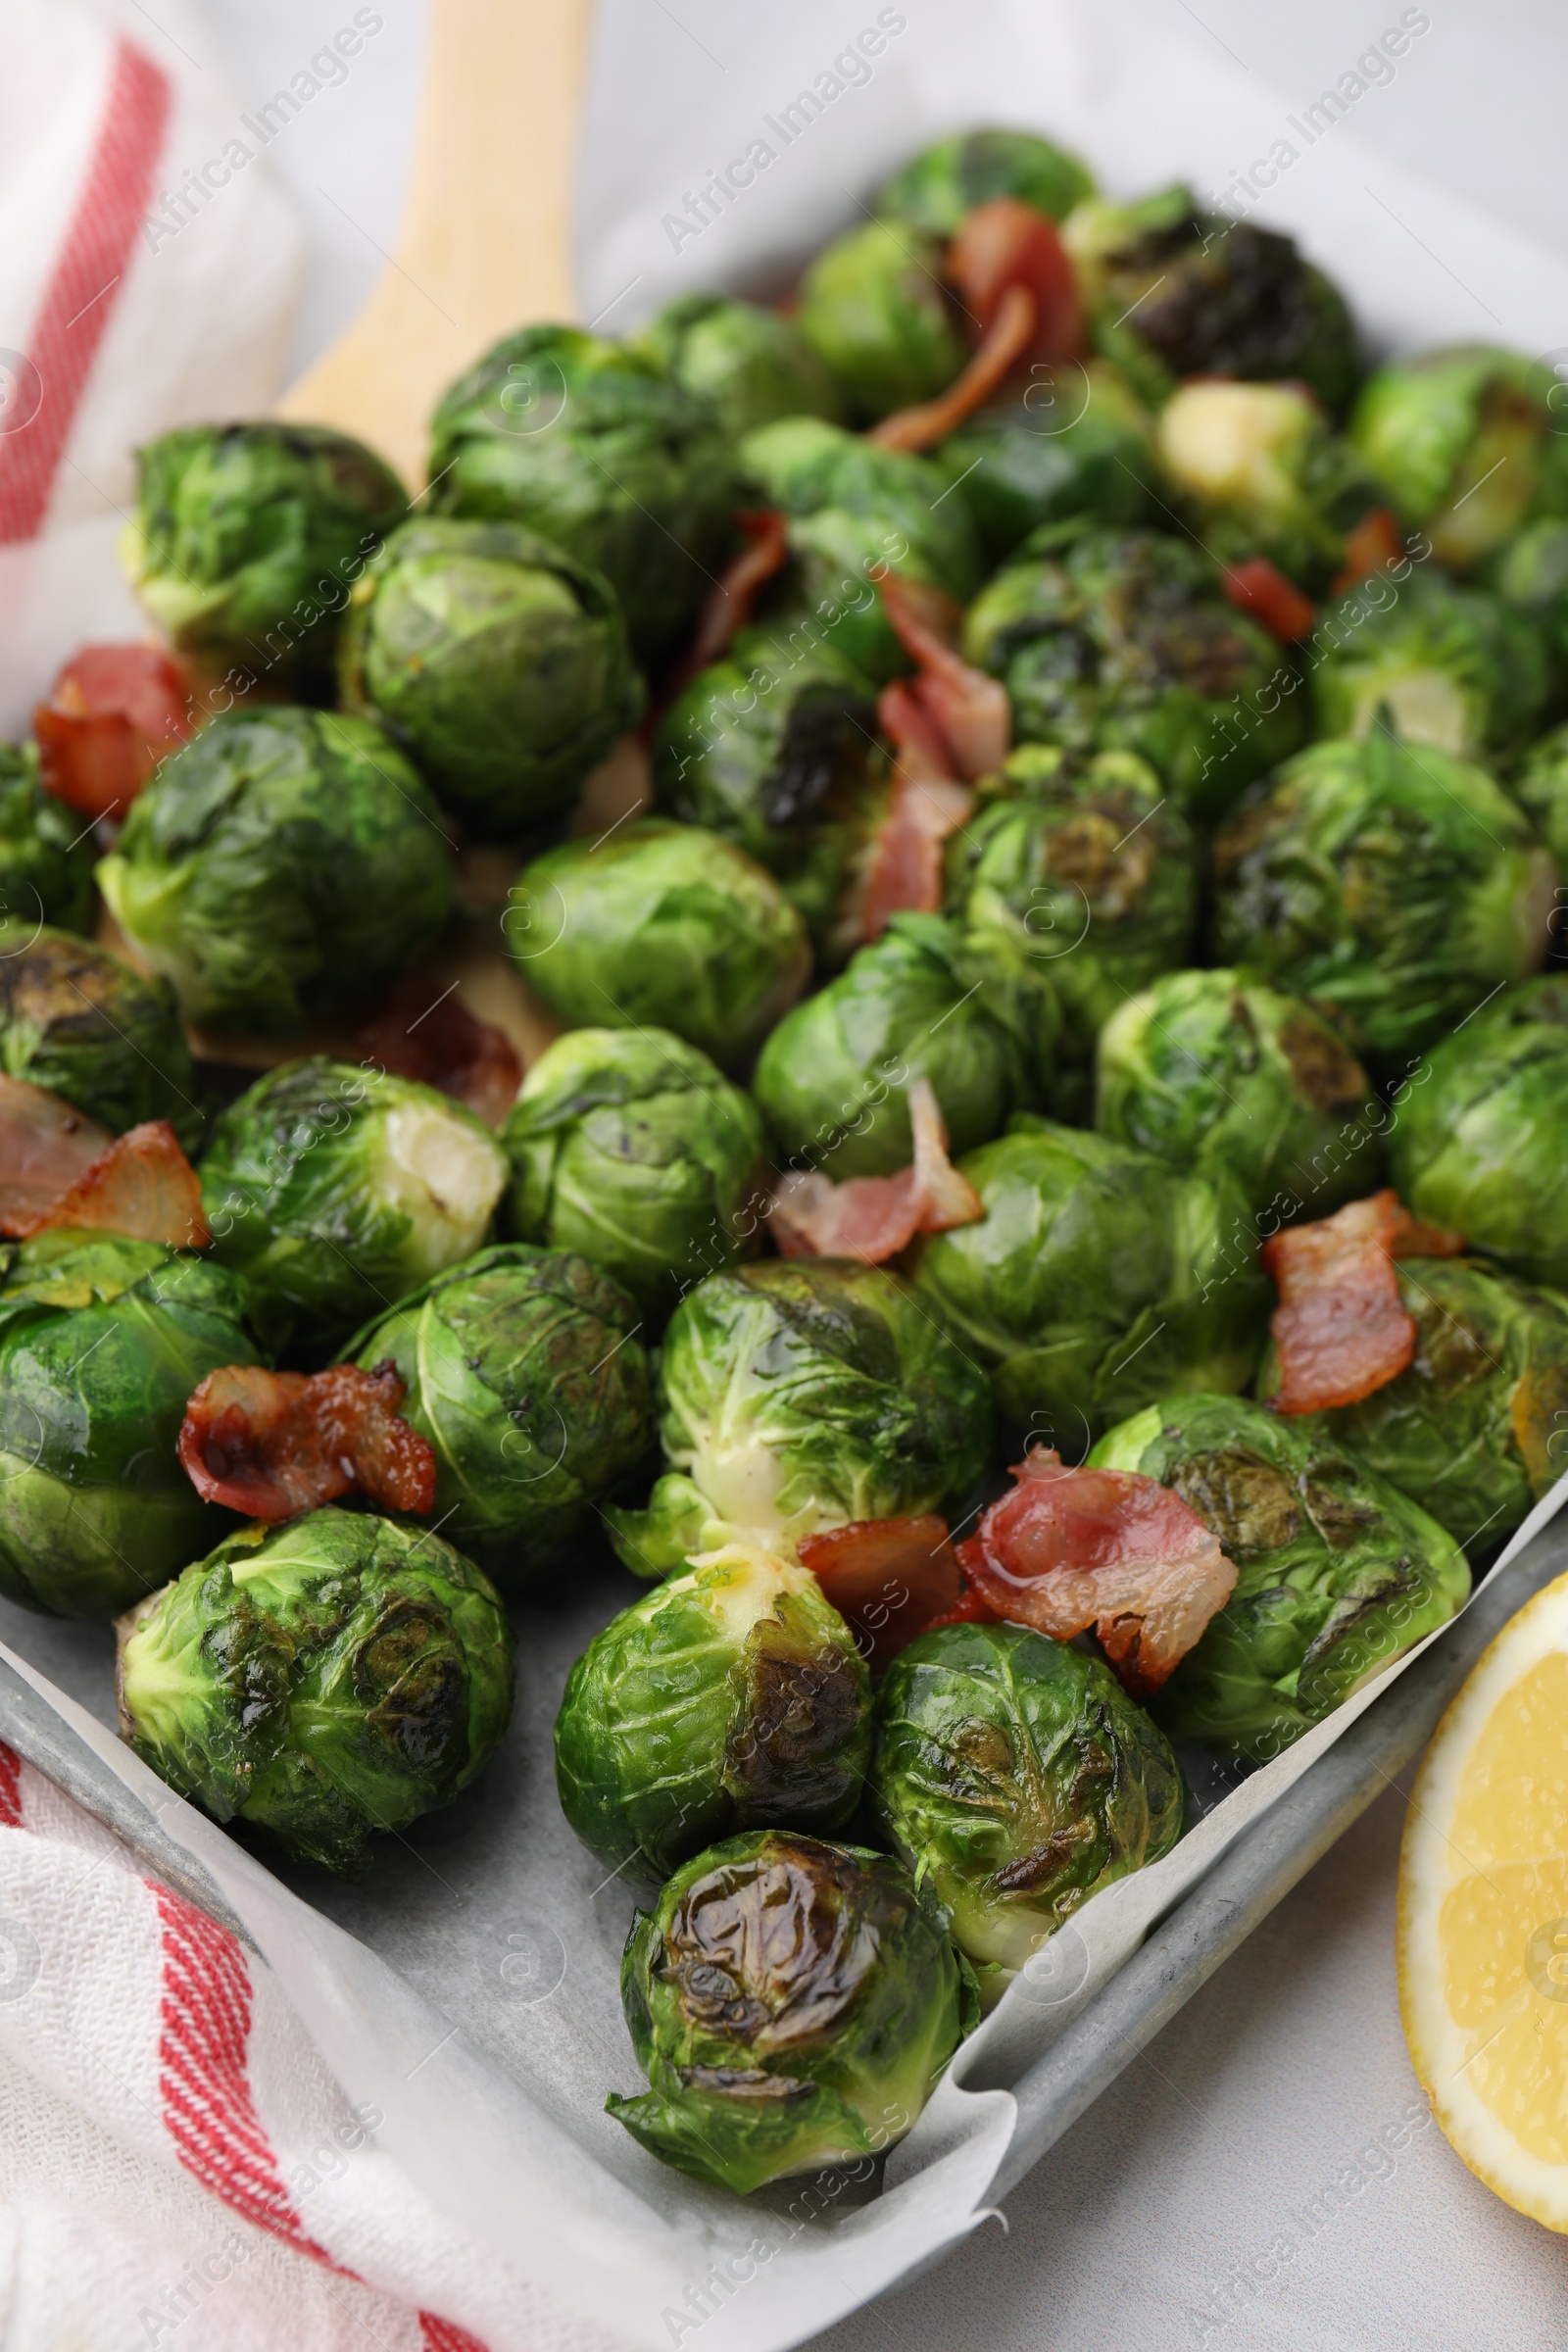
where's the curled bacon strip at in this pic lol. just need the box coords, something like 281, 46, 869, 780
769, 1076, 982, 1263
1, 1108, 208, 1248
1262, 1190, 1465, 1416
879, 575, 1010, 782
959, 1448, 1238, 1701
798, 1512, 968, 1668
872, 284, 1038, 454
1330, 507, 1404, 595
670, 509, 791, 693
353, 973, 521, 1129
1222, 559, 1316, 645
179, 1360, 437, 1521
858, 768, 974, 940
34, 644, 194, 823
947, 198, 1085, 371
0, 1076, 114, 1232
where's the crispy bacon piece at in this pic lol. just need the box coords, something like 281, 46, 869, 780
0, 1076, 114, 1232
671, 509, 790, 693
1330, 507, 1404, 594
858, 768, 974, 940
353, 972, 521, 1128
797, 1512, 965, 1667
1, 1115, 207, 1248
1222, 559, 1316, 644
879, 576, 1010, 782
769, 1077, 982, 1263
961, 1448, 1238, 1701
179, 1360, 437, 1521
872, 284, 1038, 454
33, 644, 194, 823
1263, 1190, 1465, 1415
947, 198, 1085, 370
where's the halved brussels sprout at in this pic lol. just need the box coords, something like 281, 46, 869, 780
1210, 728, 1553, 1069
1260, 1258, 1568, 1554
1387, 976, 1568, 1287
1096, 968, 1382, 1218
200, 1057, 509, 1360
754, 911, 1056, 1179
906, 1117, 1269, 1444
1091, 1393, 1470, 1759
506, 820, 809, 1071
608, 1257, 993, 1576
876, 127, 1095, 235
1511, 717, 1568, 881
1154, 380, 1381, 589
121, 421, 409, 696
960, 524, 1307, 825
1349, 346, 1568, 570
934, 362, 1158, 564
795, 220, 968, 427
0, 1231, 252, 1617
0, 921, 196, 1140
118, 1505, 514, 1875
96, 708, 453, 1037
1307, 564, 1551, 759
873, 1620, 1184, 2004
500, 1027, 768, 1327
0, 745, 94, 935
630, 292, 843, 436
556, 1545, 871, 1878
337, 517, 642, 839
428, 325, 735, 665
349, 1242, 653, 1586
608, 1830, 970, 2192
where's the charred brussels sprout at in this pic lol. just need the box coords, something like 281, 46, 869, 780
1511, 720, 1568, 875
1091, 1394, 1470, 1758
795, 220, 967, 426
1096, 968, 1382, 1218
200, 1058, 509, 1361
1262, 1259, 1568, 1554
122, 421, 408, 697
944, 744, 1197, 1066
873, 1621, 1184, 2003
500, 1028, 767, 1327
337, 517, 642, 839
906, 1117, 1268, 1444
0, 1232, 253, 1617
117, 1506, 514, 1875
630, 293, 842, 436
506, 820, 809, 1071
349, 1243, 652, 1587
875, 126, 1095, 234
96, 708, 452, 1037
653, 627, 885, 959
1154, 380, 1381, 589
608, 1830, 969, 2192
1387, 977, 1568, 1287
1063, 185, 1360, 416
1210, 728, 1553, 1069
1307, 564, 1550, 759
960, 525, 1306, 825
1349, 346, 1568, 571
935, 363, 1158, 564
0, 745, 94, 934
0, 921, 195, 1138
556, 1546, 871, 1879
608, 1258, 993, 1576
754, 912, 1056, 1180
428, 325, 735, 665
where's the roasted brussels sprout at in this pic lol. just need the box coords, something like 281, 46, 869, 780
960, 525, 1307, 824
795, 220, 968, 427
608, 1257, 993, 1576
608, 1830, 969, 2192
934, 363, 1158, 564
1261, 1258, 1568, 1553
1096, 968, 1382, 1218
1307, 564, 1551, 759
753, 911, 1056, 1180
1154, 380, 1381, 589
630, 292, 842, 436
873, 1620, 1184, 2002
556, 1546, 871, 1878
0, 745, 94, 934
1090, 1393, 1470, 1758
944, 744, 1197, 1066
1511, 718, 1568, 877
0, 921, 195, 1139
428, 325, 735, 665
1483, 518, 1568, 675
1387, 976, 1568, 1287
349, 1243, 652, 1585
0, 1231, 252, 1617
122, 421, 408, 696
876, 127, 1095, 235
653, 626, 885, 959
500, 1027, 768, 1326
1210, 728, 1553, 1069
906, 1117, 1268, 1442
118, 1505, 514, 1875
1063, 185, 1360, 416
200, 1058, 509, 1360
96, 708, 453, 1037
506, 820, 809, 1071
337, 517, 642, 839
1349, 346, 1568, 571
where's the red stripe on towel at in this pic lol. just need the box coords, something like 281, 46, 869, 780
0, 1743, 21, 1829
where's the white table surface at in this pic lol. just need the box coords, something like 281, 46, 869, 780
171, 5, 1568, 2340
